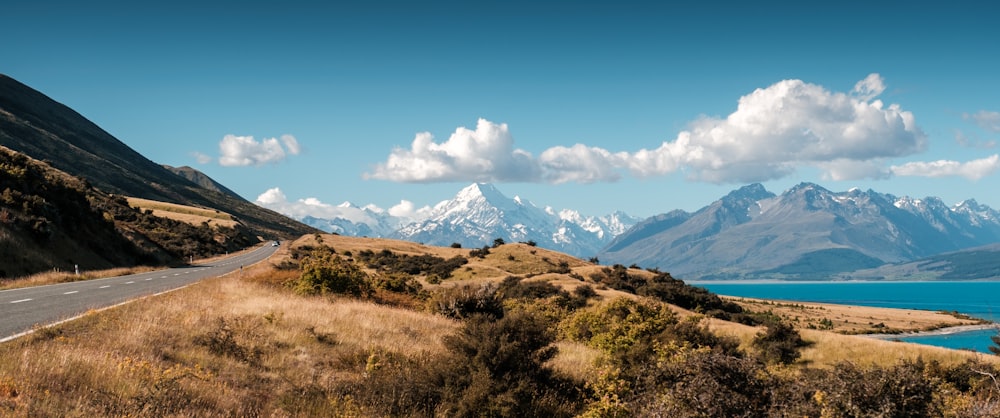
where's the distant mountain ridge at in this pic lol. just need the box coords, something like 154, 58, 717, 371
280, 183, 641, 257
0, 74, 316, 239
392, 183, 639, 256
273, 181, 1000, 279
163, 165, 243, 200
599, 182, 1000, 280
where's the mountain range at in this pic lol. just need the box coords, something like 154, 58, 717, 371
4, 72, 999, 281
286, 181, 1000, 280
278, 183, 640, 257
599, 183, 1000, 280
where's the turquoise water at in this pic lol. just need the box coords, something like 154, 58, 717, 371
696, 281, 1000, 353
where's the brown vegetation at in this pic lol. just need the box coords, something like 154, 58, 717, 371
2, 234, 1000, 416
0, 146, 257, 279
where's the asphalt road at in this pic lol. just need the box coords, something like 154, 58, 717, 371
0, 244, 277, 342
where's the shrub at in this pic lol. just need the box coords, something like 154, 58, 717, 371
428, 283, 504, 320
752, 319, 809, 365
431, 312, 585, 417
469, 246, 491, 258
291, 248, 372, 297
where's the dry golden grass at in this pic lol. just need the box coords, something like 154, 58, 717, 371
5, 233, 998, 415
127, 196, 238, 228
547, 341, 602, 382
312, 234, 999, 371
313, 234, 593, 288
0, 266, 459, 416
706, 315, 999, 369
0, 265, 162, 290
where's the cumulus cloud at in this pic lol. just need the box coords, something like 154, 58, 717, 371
387, 200, 434, 219
368, 74, 935, 184
365, 119, 541, 182
255, 188, 430, 225
965, 110, 1000, 133
852, 73, 887, 101
891, 155, 1000, 180
191, 151, 212, 165
218, 134, 300, 167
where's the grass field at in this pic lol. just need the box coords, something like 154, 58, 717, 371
2, 233, 998, 415
127, 197, 238, 228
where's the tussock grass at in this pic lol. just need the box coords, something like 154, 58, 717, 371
5, 233, 1000, 415
0, 265, 161, 290
547, 341, 601, 382
127, 197, 237, 227
706, 316, 998, 369
0, 267, 458, 416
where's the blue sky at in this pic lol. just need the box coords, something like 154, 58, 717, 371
3, 1, 999, 220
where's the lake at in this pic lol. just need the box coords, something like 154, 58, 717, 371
695, 281, 1000, 353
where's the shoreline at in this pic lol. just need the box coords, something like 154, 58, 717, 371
864, 323, 998, 340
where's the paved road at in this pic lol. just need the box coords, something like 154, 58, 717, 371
0, 244, 277, 342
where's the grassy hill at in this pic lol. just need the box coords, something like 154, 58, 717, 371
3, 234, 998, 416
0, 74, 316, 241
0, 146, 257, 279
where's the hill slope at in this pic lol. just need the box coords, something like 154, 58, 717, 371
0, 146, 259, 278
0, 74, 315, 240
600, 183, 1000, 280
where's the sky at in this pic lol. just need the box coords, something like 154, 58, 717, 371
3, 1, 999, 221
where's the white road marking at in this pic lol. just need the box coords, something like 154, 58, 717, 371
145, 278, 153, 281
10, 299, 32, 304
161, 276, 168, 278
125, 281, 135, 284
63, 291, 78, 295
100, 285, 111, 289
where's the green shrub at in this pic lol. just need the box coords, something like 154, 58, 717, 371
752, 319, 809, 365
432, 312, 585, 417
291, 247, 372, 297
428, 283, 504, 320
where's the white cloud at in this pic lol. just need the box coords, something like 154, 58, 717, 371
281, 134, 301, 155
218, 134, 300, 167
852, 73, 886, 101
817, 159, 891, 181
891, 155, 1000, 180
538, 144, 626, 183
191, 151, 212, 164
367, 74, 928, 184
954, 130, 997, 149
365, 118, 541, 182
387, 200, 433, 219
254, 188, 431, 225
965, 110, 1000, 133
641, 73, 926, 183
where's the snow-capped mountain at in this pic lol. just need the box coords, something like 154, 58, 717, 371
298, 202, 404, 237
391, 183, 639, 257
599, 182, 1000, 280
281, 183, 639, 258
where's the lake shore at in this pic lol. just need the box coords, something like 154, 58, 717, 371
722, 295, 990, 336
864, 323, 998, 340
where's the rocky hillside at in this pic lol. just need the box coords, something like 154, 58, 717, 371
0, 74, 316, 240
0, 146, 255, 278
